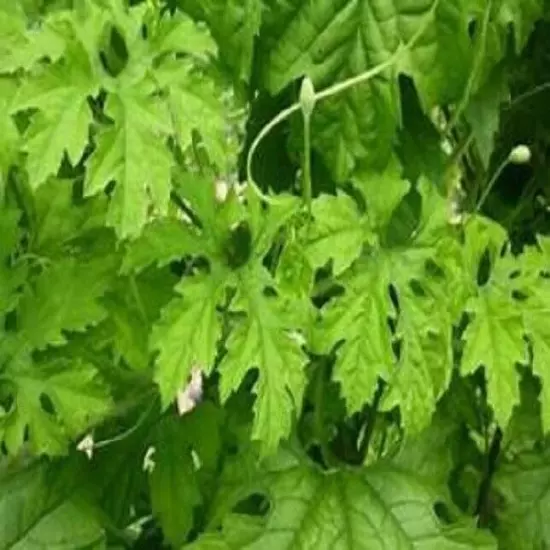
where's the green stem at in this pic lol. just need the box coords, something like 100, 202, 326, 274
313, 361, 337, 468
357, 379, 385, 462
473, 157, 510, 215
244, 0, 438, 194
302, 112, 312, 216
504, 81, 550, 111
93, 396, 158, 451
245, 55, 397, 196
129, 274, 148, 326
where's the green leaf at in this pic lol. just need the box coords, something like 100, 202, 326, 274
352, 157, 410, 230
103, 267, 177, 370
149, 417, 202, 547
31, 178, 108, 257
494, 450, 550, 549
465, 67, 510, 168
121, 217, 205, 274
0, 5, 65, 73
85, 90, 173, 239
497, 0, 546, 52
1, 358, 112, 456
0, 207, 26, 316
258, 1, 472, 180
303, 193, 372, 275
517, 244, 550, 433
152, 271, 225, 408
320, 271, 394, 413
0, 78, 20, 198
151, 10, 217, 59
218, 268, 308, 455
11, 43, 99, 188
461, 289, 527, 428
189, 450, 497, 549
0, 458, 106, 550
179, 0, 262, 82
384, 284, 453, 433
17, 256, 116, 350
156, 58, 232, 170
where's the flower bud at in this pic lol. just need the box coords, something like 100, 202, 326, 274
299, 76, 316, 118
508, 145, 531, 165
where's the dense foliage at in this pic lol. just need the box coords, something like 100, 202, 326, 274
1, 0, 550, 548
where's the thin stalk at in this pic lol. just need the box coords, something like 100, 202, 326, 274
302, 111, 312, 216
129, 274, 148, 326
93, 396, 158, 451
357, 379, 386, 462
473, 157, 510, 215
313, 361, 337, 468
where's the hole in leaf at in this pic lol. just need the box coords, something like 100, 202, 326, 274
224, 221, 252, 269
263, 286, 277, 298
39, 393, 55, 415
409, 279, 426, 297
511, 289, 529, 302
232, 493, 271, 517
468, 20, 478, 40
383, 188, 422, 247
426, 259, 445, 279
104, 179, 116, 196
99, 27, 129, 77
433, 500, 453, 523
389, 284, 400, 313
0, 386, 14, 413
476, 248, 492, 286
392, 338, 402, 360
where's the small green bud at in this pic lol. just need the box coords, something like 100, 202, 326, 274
508, 145, 531, 165
299, 76, 316, 118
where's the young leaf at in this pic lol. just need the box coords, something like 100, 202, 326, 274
384, 284, 453, 433
85, 91, 173, 239
152, 271, 226, 408
319, 270, 394, 413
303, 193, 373, 276
218, 268, 308, 456
462, 291, 527, 429
11, 38, 100, 188
121, 217, 205, 274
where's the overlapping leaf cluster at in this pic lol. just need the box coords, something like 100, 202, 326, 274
0, 0, 549, 549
